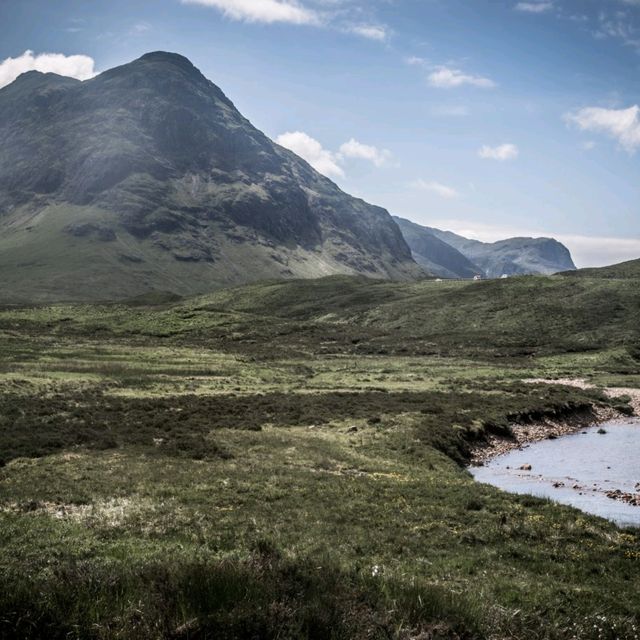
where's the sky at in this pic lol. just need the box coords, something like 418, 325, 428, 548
1, 0, 639, 267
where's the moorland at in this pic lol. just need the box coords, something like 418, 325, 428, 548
1, 269, 639, 639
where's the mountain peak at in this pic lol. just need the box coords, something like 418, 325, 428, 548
0, 51, 421, 301
3, 69, 79, 91
137, 51, 199, 73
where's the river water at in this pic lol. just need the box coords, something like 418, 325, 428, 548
470, 420, 640, 528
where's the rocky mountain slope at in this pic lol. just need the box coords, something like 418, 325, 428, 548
395, 217, 575, 278
0, 52, 422, 302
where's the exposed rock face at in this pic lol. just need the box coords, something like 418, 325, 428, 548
0, 52, 422, 302
394, 216, 576, 278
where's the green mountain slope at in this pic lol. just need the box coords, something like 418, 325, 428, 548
0, 52, 422, 302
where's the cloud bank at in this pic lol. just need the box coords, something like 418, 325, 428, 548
0, 50, 96, 89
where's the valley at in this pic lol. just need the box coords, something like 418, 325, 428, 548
0, 272, 639, 639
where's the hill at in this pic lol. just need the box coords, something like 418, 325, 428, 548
563, 257, 640, 279
0, 52, 422, 302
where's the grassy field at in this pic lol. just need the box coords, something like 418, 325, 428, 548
1, 274, 639, 639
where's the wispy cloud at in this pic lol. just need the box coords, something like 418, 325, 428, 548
478, 144, 519, 161
338, 138, 390, 166
565, 106, 640, 153
410, 180, 460, 199
180, 0, 320, 25
427, 66, 495, 89
347, 24, 388, 41
0, 50, 96, 89
593, 9, 640, 50
515, 2, 554, 14
131, 22, 152, 34
405, 56, 427, 66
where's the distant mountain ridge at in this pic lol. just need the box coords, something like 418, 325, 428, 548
392, 217, 480, 278
394, 216, 576, 278
0, 51, 422, 302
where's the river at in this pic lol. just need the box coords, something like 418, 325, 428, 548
471, 420, 640, 527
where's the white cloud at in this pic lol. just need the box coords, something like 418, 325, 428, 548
348, 24, 388, 41
427, 66, 495, 89
277, 132, 391, 177
181, 0, 320, 25
0, 50, 96, 89
276, 131, 344, 178
565, 106, 640, 153
478, 143, 519, 161
410, 180, 460, 199
338, 138, 390, 166
515, 2, 554, 13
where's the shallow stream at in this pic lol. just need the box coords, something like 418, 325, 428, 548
471, 420, 640, 527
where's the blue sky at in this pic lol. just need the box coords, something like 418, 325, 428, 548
1, 0, 639, 266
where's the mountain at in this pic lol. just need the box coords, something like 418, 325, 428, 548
0, 52, 423, 302
394, 217, 575, 278
428, 229, 576, 277
392, 216, 481, 278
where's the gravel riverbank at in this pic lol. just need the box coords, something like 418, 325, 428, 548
470, 380, 640, 466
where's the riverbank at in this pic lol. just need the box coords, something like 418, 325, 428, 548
470, 380, 640, 466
